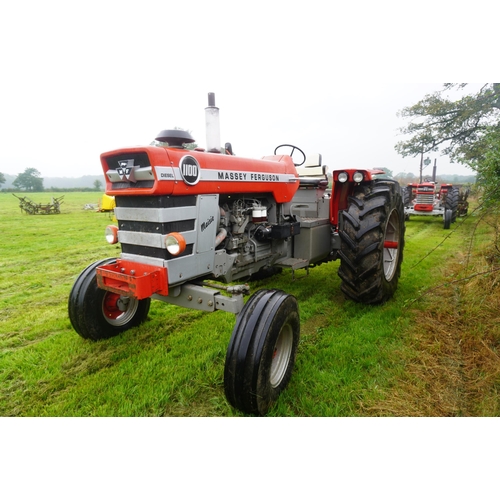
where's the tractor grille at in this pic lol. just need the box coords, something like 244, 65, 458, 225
115, 195, 197, 261
116, 195, 196, 209
106, 152, 151, 170
110, 181, 155, 189
103, 152, 155, 190
415, 194, 434, 204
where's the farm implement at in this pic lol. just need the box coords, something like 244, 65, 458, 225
13, 193, 64, 215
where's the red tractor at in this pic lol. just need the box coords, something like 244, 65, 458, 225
68, 94, 405, 415
403, 179, 468, 229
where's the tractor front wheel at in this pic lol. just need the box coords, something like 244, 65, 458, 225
444, 208, 452, 229
68, 258, 151, 341
338, 179, 405, 304
224, 289, 300, 416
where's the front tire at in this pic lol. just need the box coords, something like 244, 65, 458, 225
224, 289, 300, 416
338, 179, 405, 304
68, 258, 151, 341
443, 208, 452, 229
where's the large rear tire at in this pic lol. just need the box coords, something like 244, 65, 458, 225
445, 186, 459, 223
68, 258, 151, 341
403, 185, 412, 207
224, 289, 300, 416
338, 179, 405, 304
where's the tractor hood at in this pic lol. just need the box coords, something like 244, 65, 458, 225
101, 146, 300, 203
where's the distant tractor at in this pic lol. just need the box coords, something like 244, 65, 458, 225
68, 93, 405, 415
403, 178, 469, 229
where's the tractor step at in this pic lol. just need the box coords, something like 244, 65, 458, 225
299, 217, 330, 228
275, 257, 310, 270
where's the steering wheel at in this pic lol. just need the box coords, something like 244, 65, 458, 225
274, 144, 306, 167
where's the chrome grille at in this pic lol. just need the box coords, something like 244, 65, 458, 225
115, 195, 197, 261
416, 194, 435, 204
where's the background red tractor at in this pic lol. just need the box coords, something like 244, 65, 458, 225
403, 177, 469, 229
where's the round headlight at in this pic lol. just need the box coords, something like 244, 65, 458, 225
105, 225, 118, 244
353, 172, 364, 183
338, 172, 348, 183
165, 232, 187, 256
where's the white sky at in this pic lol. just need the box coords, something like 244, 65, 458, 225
0, 1, 495, 179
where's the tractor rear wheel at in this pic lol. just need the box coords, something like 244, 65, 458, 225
68, 258, 151, 341
403, 185, 412, 207
445, 187, 459, 223
338, 179, 405, 304
224, 289, 300, 415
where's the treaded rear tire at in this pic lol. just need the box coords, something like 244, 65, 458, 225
403, 185, 412, 207
445, 186, 459, 223
338, 179, 405, 304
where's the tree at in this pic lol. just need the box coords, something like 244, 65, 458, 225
395, 84, 500, 164
395, 84, 500, 203
0, 172, 5, 187
94, 179, 102, 191
394, 171, 416, 185
473, 127, 500, 204
13, 168, 44, 191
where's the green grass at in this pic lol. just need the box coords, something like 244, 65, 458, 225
0, 192, 497, 416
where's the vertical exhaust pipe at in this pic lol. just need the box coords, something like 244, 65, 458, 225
432, 159, 437, 182
205, 92, 221, 153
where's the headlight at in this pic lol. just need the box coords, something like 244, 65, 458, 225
105, 225, 118, 244
353, 171, 364, 183
165, 232, 186, 256
338, 172, 348, 183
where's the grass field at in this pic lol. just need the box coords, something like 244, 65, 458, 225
1, 191, 499, 416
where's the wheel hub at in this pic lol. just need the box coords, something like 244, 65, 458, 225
270, 323, 294, 388
383, 208, 400, 281
102, 292, 139, 326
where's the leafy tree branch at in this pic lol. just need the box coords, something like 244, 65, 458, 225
395, 83, 500, 163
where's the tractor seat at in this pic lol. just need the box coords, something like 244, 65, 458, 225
296, 153, 328, 187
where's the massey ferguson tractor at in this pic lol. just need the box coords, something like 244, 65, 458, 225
403, 178, 469, 229
69, 94, 405, 415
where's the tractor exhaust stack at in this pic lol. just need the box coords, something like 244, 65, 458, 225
205, 92, 221, 153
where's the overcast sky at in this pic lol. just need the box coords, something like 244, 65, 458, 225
0, 1, 495, 179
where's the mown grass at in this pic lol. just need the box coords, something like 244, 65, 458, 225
1, 191, 498, 416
